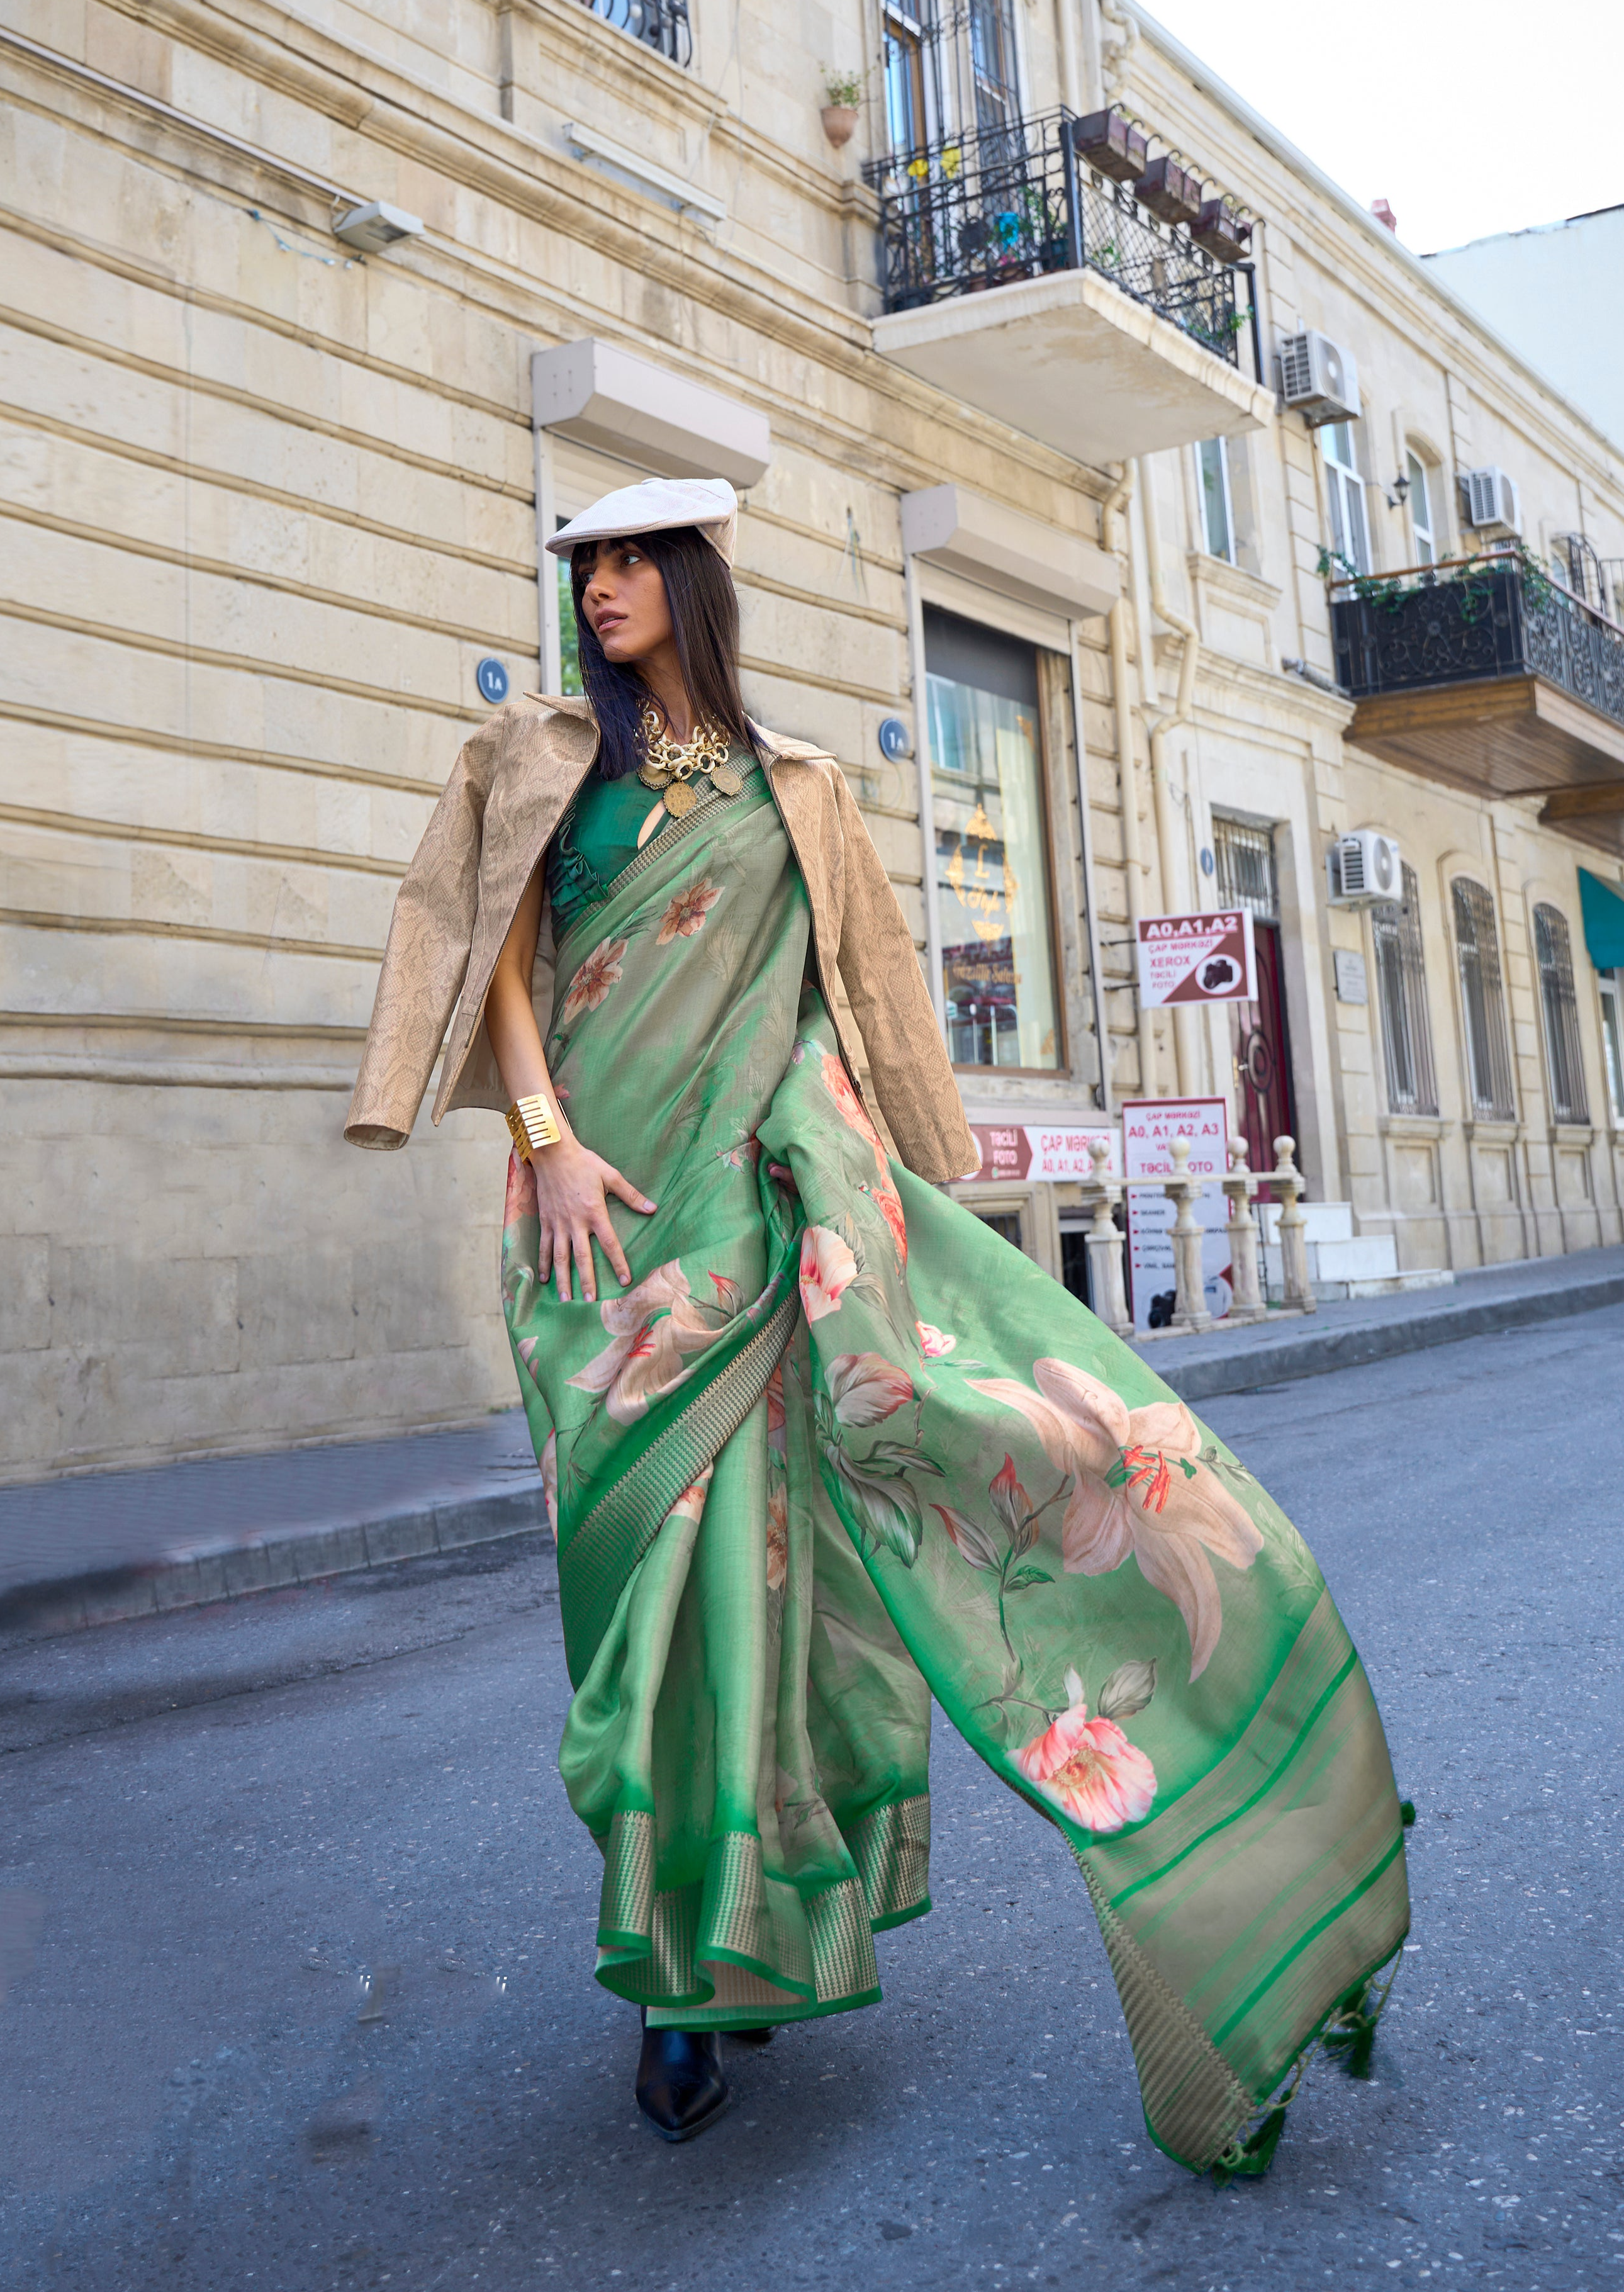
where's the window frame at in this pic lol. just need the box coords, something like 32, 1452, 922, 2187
1370, 862, 1439, 1116
1532, 901, 1591, 1125
922, 609, 1068, 1081
1598, 970, 1624, 1126
1406, 450, 1436, 567
1194, 437, 1236, 565
1321, 421, 1370, 576
1450, 875, 1517, 1121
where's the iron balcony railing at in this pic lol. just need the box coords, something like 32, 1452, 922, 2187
581, 0, 692, 67
863, 109, 1255, 373
1330, 553, 1624, 730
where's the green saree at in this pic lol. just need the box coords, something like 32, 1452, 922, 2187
501, 764, 1409, 2176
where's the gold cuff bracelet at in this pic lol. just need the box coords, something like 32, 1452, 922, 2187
505, 1094, 563, 1161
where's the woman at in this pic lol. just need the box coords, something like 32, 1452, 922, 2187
347, 476, 1409, 2171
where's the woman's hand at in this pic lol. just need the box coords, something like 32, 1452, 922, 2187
532, 1137, 656, 1304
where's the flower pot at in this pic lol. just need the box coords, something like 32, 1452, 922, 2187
820, 104, 859, 149
1134, 155, 1202, 228
1072, 107, 1148, 184
1192, 196, 1252, 264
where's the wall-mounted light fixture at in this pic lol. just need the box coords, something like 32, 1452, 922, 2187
333, 200, 425, 254
1383, 469, 1411, 510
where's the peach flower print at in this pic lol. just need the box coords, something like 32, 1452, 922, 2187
916, 1322, 957, 1357
799, 1225, 858, 1322
560, 936, 629, 1026
565, 1259, 713, 1424
1012, 1666, 1156, 1834
657, 879, 723, 945
970, 1360, 1262, 1680
504, 1149, 538, 1230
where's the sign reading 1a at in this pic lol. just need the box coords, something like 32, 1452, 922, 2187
1135, 909, 1256, 1006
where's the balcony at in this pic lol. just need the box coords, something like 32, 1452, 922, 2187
863, 111, 1274, 464
581, 0, 691, 66
1331, 556, 1624, 855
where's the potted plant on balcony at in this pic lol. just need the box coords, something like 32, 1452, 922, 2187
1134, 154, 1204, 228
1192, 196, 1252, 265
1072, 107, 1148, 184
820, 69, 864, 149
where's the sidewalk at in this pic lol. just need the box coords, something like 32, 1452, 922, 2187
4, 1242, 1621, 1643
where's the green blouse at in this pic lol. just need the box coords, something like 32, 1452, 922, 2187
546, 749, 755, 940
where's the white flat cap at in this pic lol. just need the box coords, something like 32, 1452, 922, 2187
546, 476, 738, 566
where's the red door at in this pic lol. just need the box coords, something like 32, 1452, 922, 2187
1232, 919, 1297, 1194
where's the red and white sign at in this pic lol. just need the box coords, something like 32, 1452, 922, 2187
966, 1122, 1120, 1183
1120, 1097, 1229, 1182
1136, 909, 1255, 1006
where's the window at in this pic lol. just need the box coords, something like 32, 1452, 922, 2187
1533, 903, 1590, 1124
967, 0, 1020, 133
1406, 451, 1436, 566
1196, 438, 1235, 564
1321, 422, 1369, 576
552, 523, 585, 695
883, 4, 932, 155
1450, 877, 1516, 1119
1212, 815, 1278, 919
1370, 863, 1438, 1115
1599, 972, 1624, 1123
926, 606, 1061, 1073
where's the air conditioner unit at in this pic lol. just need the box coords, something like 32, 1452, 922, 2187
1326, 829, 1401, 907
1279, 330, 1361, 425
1461, 466, 1521, 538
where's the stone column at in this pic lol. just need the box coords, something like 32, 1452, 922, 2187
1080, 1137, 1133, 1339
1221, 1137, 1268, 1324
1164, 1136, 1214, 1335
1272, 1134, 1319, 1315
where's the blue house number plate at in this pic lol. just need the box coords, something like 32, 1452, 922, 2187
476, 656, 510, 705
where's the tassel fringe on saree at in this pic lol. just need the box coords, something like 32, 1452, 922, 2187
501, 767, 1410, 2175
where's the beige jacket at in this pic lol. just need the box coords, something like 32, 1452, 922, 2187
344, 695, 978, 1186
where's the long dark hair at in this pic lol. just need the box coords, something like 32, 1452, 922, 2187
571, 525, 760, 780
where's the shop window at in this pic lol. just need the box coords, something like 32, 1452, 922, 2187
1450, 877, 1516, 1119
1196, 437, 1235, 564
1533, 903, 1589, 1124
1321, 422, 1369, 576
925, 606, 1061, 1074
1406, 451, 1436, 566
1370, 863, 1438, 1115
975, 1210, 1024, 1250
1599, 972, 1624, 1123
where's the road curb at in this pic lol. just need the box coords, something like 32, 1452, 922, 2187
0, 1486, 546, 1648
1155, 1267, 1624, 1402
5, 1262, 1620, 1644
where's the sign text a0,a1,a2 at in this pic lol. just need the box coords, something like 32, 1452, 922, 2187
1135, 909, 1255, 1006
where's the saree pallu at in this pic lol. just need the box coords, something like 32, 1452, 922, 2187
501, 770, 1410, 2174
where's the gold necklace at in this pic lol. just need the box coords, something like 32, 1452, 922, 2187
637, 705, 744, 818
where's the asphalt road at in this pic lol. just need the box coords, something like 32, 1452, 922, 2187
3, 1308, 1621, 2291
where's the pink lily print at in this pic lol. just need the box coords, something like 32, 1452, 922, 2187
799, 1225, 858, 1322
969, 1360, 1262, 1680
560, 936, 629, 1026
562, 1260, 714, 1425
931, 1453, 1065, 1663
657, 879, 723, 945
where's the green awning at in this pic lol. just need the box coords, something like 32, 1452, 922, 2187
1579, 867, 1624, 971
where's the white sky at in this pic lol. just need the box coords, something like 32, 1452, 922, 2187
1138, 1, 1624, 254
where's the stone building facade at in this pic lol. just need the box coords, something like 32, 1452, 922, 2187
4, 0, 1622, 1480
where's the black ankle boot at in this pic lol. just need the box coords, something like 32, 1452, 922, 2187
636, 2021, 730, 2142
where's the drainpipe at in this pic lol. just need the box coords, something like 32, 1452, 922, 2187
1101, 463, 1157, 1100
1133, 454, 1203, 1094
